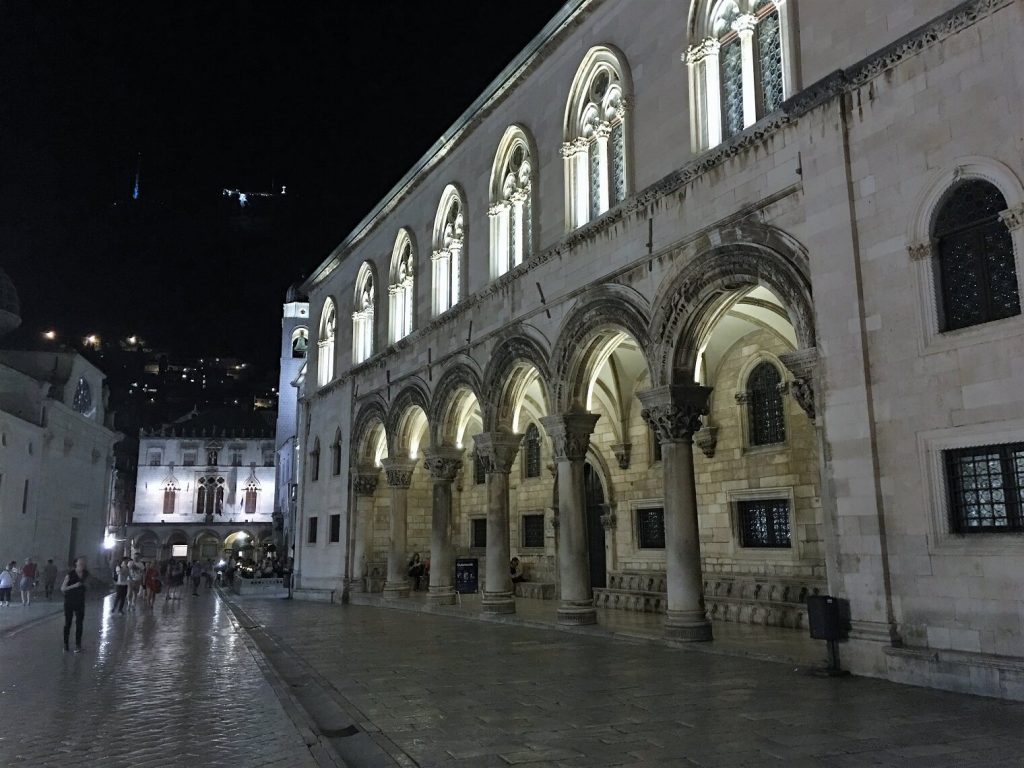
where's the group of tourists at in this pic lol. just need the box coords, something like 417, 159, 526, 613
0, 558, 61, 606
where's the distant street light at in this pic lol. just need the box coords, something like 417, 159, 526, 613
43, 330, 56, 340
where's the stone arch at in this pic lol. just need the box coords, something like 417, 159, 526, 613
352, 396, 388, 464
550, 284, 653, 413
482, 325, 553, 431
429, 356, 486, 447
649, 224, 813, 385
386, 378, 431, 456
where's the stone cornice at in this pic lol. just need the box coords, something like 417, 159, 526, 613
302, 0, 1008, 407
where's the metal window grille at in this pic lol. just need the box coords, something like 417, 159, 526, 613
747, 362, 786, 445
738, 499, 791, 547
757, 8, 784, 113
945, 443, 1024, 532
522, 513, 545, 548
524, 424, 541, 479
721, 40, 744, 138
637, 507, 666, 549
935, 181, 1020, 331
471, 518, 487, 548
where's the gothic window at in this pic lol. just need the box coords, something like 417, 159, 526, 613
352, 262, 375, 364
521, 513, 545, 548
738, 499, 791, 547
524, 424, 541, 479
933, 180, 1020, 331
747, 362, 785, 446
72, 377, 93, 416
331, 429, 342, 476
564, 48, 629, 230
291, 327, 309, 358
686, 0, 792, 150
636, 507, 666, 549
317, 298, 337, 386
489, 127, 535, 278
196, 476, 226, 516
244, 479, 259, 516
432, 186, 465, 315
206, 449, 219, 466
945, 443, 1024, 533
162, 483, 178, 515
310, 438, 320, 482
388, 230, 415, 342
473, 452, 486, 485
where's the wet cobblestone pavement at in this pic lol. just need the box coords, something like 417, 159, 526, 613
229, 597, 1024, 768
0, 591, 320, 768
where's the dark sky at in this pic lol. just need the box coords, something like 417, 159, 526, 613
0, 1, 565, 369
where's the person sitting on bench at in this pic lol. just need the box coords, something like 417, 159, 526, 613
407, 552, 425, 590
510, 557, 527, 584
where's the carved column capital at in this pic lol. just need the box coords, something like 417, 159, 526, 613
599, 504, 617, 531
352, 464, 380, 497
907, 240, 934, 261
540, 405, 600, 463
779, 347, 819, 422
731, 13, 758, 36
611, 443, 632, 470
638, 384, 713, 443
684, 37, 720, 65
1000, 204, 1024, 231
694, 427, 718, 459
381, 457, 417, 489
422, 447, 464, 483
473, 430, 524, 475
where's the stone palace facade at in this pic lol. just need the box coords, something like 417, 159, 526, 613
291, 0, 1024, 700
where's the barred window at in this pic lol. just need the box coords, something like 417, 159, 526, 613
945, 443, 1024, 533
329, 514, 341, 543
738, 499, 791, 548
307, 516, 318, 544
524, 424, 541, 479
747, 362, 785, 446
471, 518, 487, 548
934, 180, 1020, 331
521, 513, 545, 548
636, 507, 666, 549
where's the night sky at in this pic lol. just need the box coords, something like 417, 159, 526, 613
0, 1, 565, 370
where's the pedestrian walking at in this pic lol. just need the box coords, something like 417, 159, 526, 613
19, 557, 37, 606
60, 556, 89, 653
167, 561, 184, 600
42, 559, 58, 600
190, 561, 202, 596
0, 561, 15, 606
112, 557, 130, 614
143, 561, 160, 608
126, 557, 142, 611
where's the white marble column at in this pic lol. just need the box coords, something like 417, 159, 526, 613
474, 429, 523, 615
349, 464, 379, 593
381, 457, 416, 599
639, 384, 713, 641
422, 447, 463, 606
541, 406, 600, 626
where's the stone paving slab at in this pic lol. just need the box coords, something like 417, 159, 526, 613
0, 591, 322, 768
231, 597, 1024, 768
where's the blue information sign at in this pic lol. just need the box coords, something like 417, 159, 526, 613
455, 557, 478, 594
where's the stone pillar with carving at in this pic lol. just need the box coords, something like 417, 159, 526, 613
381, 457, 416, 599
779, 347, 818, 423
422, 447, 463, 606
473, 428, 524, 614
639, 383, 713, 641
541, 405, 601, 625
349, 464, 379, 593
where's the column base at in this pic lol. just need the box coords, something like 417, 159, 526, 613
664, 609, 713, 642
343, 576, 366, 594
481, 590, 516, 614
557, 601, 597, 626
382, 579, 410, 599
426, 586, 456, 606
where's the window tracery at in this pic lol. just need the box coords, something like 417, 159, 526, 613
564, 49, 629, 230
489, 128, 534, 278
318, 299, 337, 386
389, 231, 415, 342
352, 263, 375, 364
432, 186, 465, 315
746, 361, 785, 446
686, 0, 791, 150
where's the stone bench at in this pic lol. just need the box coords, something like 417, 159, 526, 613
233, 577, 286, 596
593, 570, 826, 629
514, 582, 556, 599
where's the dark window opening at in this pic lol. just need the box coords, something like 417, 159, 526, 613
636, 507, 666, 549
471, 518, 487, 549
945, 443, 1024, 533
521, 513, 545, 548
738, 499, 791, 548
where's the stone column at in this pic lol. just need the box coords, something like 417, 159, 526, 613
473, 429, 524, 614
349, 464, 379, 592
381, 457, 416, 599
639, 384, 713, 641
422, 447, 463, 606
541, 406, 600, 626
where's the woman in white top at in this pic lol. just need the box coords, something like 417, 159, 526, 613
0, 561, 15, 606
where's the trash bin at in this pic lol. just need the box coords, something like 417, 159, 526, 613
807, 594, 840, 640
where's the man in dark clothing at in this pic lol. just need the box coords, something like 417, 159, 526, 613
42, 559, 58, 600
61, 556, 89, 653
